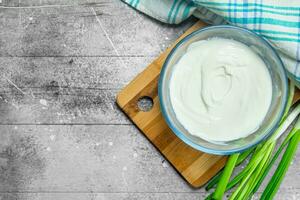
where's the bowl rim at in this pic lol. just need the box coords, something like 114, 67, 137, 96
158, 25, 288, 155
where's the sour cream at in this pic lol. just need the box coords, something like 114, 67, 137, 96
169, 38, 272, 142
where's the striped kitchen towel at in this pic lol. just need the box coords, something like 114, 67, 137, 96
122, 0, 300, 87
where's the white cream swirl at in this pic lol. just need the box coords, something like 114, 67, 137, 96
169, 38, 272, 142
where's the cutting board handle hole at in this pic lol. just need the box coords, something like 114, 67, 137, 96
137, 96, 153, 112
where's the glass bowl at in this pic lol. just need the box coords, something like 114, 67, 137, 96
158, 25, 288, 155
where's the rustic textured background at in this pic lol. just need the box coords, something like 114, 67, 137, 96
0, 1, 299, 199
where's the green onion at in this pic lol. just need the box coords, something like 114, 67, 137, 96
250, 117, 300, 195
229, 143, 274, 200
282, 82, 295, 120
205, 172, 222, 192
205, 147, 254, 191
270, 102, 300, 142
204, 83, 299, 200
211, 154, 239, 200
236, 147, 255, 165
261, 125, 300, 199
238, 142, 275, 199
231, 90, 299, 199
205, 145, 269, 200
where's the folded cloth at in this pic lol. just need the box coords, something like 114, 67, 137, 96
122, 0, 300, 87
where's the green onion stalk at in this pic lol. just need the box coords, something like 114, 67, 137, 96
205, 83, 300, 200
261, 118, 300, 199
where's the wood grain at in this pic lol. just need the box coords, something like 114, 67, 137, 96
117, 21, 227, 188
117, 20, 300, 188
1, 0, 299, 199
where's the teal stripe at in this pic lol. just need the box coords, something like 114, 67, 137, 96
181, 1, 194, 21
253, 29, 300, 37
263, 35, 300, 43
228, 0, 231, 22
205, 6, 300, 16
197, 2, 300, 11
223, 17, 300, 28
258, 0, 262, 33
243, 0, 247, 27
134, 0, 139, 8
168, 0, 179, 23
253, 0, 257, 30
172, 0, 186, 23
129, 0, 135, 6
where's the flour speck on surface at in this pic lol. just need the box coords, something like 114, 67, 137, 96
46, 147, 51, 151
122, 166, 127, 171
162, 160, 168, 168
39, 99, 48, 106
133, 153, 138, 158
50, 135, 55, 141
108, 142, 113, 146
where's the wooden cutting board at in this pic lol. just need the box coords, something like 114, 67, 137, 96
117, 21, 226, 188
116, 21, 300, 188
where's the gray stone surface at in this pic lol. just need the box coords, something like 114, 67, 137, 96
0, 0, 299, 199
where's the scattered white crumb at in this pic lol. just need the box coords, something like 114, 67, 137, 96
165, 36, 169, 40
133, 153, 138, 158
162, 162, 168, 168
50, 135, 55, 141
122, 166, 127, 171
46, 147, 51, 151
108, 142, 113, 146
14, 126, 18, 130
95, 142, 100, 146
39, 99, 48, 106
29, 17, 33, 21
